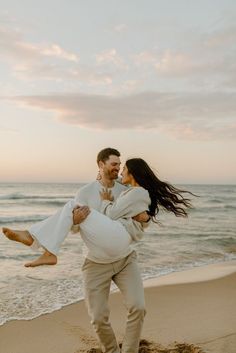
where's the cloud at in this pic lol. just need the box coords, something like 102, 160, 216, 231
13, 63, 112, 85
40, 44, 78, 62
133, 51, 157, 66
121, 80, 142, 93
0, 25, 79, 63
7, 91, 236, 140
155, 51, 193, 75
0, 24, 114, 85
132, 48, 234, 81
131, 21, 236, 88
205, 25, 236, 48
132, 50, 204, 77
95, 49, 128, 70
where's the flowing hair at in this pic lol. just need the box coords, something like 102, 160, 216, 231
125, 158, 194, 220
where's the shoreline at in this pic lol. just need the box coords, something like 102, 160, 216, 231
1, 259, 235, 327
143, 259, 236, 286
1, 260, 236, 353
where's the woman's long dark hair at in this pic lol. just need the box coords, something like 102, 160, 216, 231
126, 158, 193, 220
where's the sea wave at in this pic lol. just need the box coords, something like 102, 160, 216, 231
224, 205, 236, 210
0, 215, 48, 224
27, 200, 68, 207
190, 205, 236, 212
208, 198, 223, 203
0, 276, 85, 326
0, 193, 73, 201
204, 236, 236, 246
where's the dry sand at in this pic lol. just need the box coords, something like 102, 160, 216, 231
0, 261, 236, 353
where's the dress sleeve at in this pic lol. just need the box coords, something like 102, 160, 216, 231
100, 187, 150, 220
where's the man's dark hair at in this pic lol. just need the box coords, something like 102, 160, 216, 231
97, 148, 120, 164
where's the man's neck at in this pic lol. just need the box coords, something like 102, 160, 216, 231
99, 178, 115, 188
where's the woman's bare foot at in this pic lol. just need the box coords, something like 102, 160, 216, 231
2, 227, 33, 246
25, 251, 57, 267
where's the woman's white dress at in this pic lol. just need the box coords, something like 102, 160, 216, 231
29, 187, 150, 260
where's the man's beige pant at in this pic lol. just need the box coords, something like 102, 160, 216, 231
82, 251, 146, 353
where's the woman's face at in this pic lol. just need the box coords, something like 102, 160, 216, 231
121, 165, 132, 184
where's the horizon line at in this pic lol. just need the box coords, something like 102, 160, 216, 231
0, 181, 235, 186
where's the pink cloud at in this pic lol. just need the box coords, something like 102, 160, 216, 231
7, 91, 236, 140
155, 51, 193, 75
0, 25, 79, 63
96, 49, 128, 70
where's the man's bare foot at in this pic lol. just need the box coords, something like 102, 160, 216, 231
25, 252, 57, 267
2, 227, 33, 246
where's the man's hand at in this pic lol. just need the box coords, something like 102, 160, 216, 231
73, 206, 90, 225
132, 211, 150, 223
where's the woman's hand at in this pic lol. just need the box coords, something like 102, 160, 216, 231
100, 188, 114, 201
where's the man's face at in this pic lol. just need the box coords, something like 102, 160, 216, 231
100, 155, 121, 180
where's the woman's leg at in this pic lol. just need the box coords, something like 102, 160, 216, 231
29, 199, 76, 254
2, 228, 56, 267
25, 250, 57, 267
80, 209, 131, 258
2, 199, 78, 266
2, 228, 33, 246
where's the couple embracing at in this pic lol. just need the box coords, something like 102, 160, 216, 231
3, 147, 192, 353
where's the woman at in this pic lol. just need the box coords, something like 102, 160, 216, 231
2, 158, 192, 262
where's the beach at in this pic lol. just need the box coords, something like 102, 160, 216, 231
1, 260, 236, 353
0, 183, 236, 352
1, 183, 236, 327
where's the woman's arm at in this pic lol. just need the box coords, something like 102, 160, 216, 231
100, 187, 150, 220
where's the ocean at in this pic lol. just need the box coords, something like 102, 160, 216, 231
0, 183, 236, 326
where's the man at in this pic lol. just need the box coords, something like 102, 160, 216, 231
73, 148, 148, 353
3, 147, 148, 353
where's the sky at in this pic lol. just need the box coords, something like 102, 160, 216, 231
0, 0, 236, 184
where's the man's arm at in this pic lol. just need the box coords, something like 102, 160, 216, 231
132, 211, 151, 229
132, 211, 151, 223
72, 206, 90, 227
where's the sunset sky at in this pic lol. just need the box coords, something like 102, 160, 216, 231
0, 0, 235, 184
